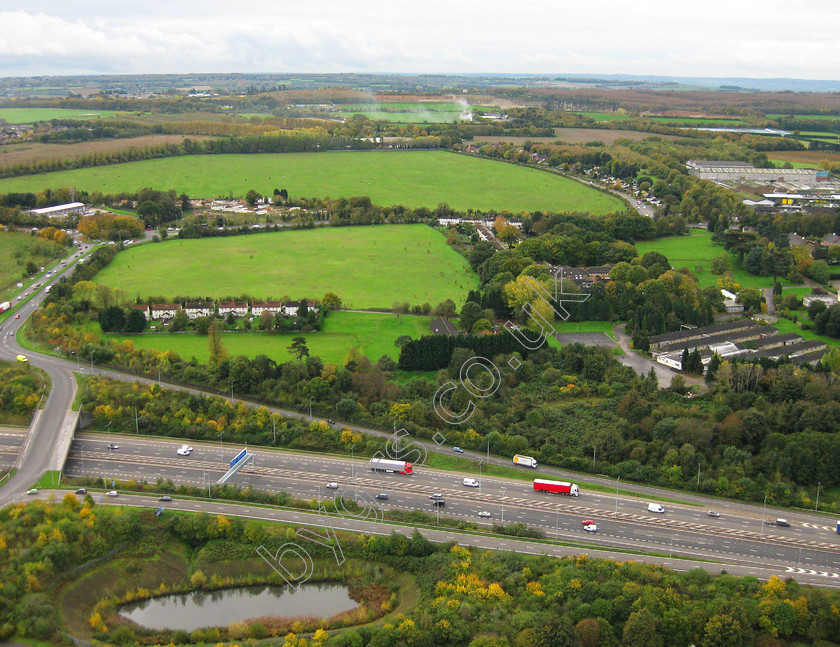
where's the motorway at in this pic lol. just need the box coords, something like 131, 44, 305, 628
65, 433, 840, 584
4, 237, 840, 587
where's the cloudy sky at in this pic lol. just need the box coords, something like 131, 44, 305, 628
0, 0, 837, 80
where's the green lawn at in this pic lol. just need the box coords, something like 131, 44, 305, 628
97, 311, 434, 364
0, 151, 624, 214
94, 224, 478, 308
0, 108, 119, 123
769, 159, 814, 169
766, 114, 840, 120
646, 117, 748, 127
635, 230, 791, 291
553, 320, 618, 340
771, 317, 840, 348
576, 112, 632, 122
0, 230, 64, 303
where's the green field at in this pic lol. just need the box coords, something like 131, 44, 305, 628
635, 230, 791, 291
0, 231, 63, 303
646, 116, 748, 127
771, 317, 840, 349
0, 151, 624, 214
332, 102, 465, 123
576, 112, 632, 122
94, 224, 477, 308
766, 114, 840, 120
0, 108, 119, 123
769, 159, 814, 169
96, 311, 434, 364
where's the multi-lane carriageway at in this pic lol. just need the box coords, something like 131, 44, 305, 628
64, 433, 840, 583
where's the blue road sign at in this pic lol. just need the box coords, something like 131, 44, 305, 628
155, 508, 164, 517
230, 448, 247, 469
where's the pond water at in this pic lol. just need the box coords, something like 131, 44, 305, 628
119, 583, 358, 631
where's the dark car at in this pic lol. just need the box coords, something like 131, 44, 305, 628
375, 493, 389, 500
107, 444, 119, 450
74, 488, 87, 495
158, 495, 172, 502
431, 500, 445, 507
327, 419, 336, 425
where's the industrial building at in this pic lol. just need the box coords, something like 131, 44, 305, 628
28, 202, 85, 218
686, 160, 825, 184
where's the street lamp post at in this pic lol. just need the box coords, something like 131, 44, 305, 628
614, 477, 620, 517
816, 482, 821, 511
219, 430, 226, 464
501, 487, 507, 523
309, 397, 313, 421
760, 493, 768, 539
272, 416, 276, 445
593, 446, 596, 472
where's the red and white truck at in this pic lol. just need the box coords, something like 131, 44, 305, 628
533, 479, 580, 497
0, 301, 10, 314
368, 458, 413, 474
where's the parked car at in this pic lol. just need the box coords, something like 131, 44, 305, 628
159, 495, 172, 502
26, 488, 38, 495
477, 511, 491, 518
325, 482, 339, 489
105, 491, 118, 497
583, 524, 598, 533
375, 493, 389, 500
453, 446, 465, 453
74, 488, 87, 495
707, 510, 721, 518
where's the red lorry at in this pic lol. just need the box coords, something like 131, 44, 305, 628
533, 479, 580, 497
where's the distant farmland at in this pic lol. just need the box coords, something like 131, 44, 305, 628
0, 108, 120, 123
0, 150, 624, 214
94, 224, 478, 309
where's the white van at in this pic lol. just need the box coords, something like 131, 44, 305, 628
463, 478, 479, 488
647, 503, 665, 514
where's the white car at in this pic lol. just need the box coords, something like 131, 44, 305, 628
26, 488, 38, 495
105, 491, 118, 497
176, 448, 191, 456
583, 524, 598, 533
325, 482, 339, 489
477, 511, 491, 518
179, 444, 193, 452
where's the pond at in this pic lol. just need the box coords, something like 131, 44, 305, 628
119, 583, 358, 631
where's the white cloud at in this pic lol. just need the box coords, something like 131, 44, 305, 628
1, 2, 839, 79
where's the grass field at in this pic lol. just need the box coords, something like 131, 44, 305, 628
327, 101, 466, 123
0, 231, 63, 303
94, 224, 477, 308
0, 108, 120, 123
771, 317, 840, 349
95, 311, 434, 364
550, 128, 685, 144
0, 150, 624, 214
576, 112, 632, 122
0, 135, 212, 169
635, 230, 791, 291
769, 159, 816, 169
767, 150, 840, 165
766, 114, 840, 120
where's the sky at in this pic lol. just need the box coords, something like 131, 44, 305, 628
0, 0, 838, 80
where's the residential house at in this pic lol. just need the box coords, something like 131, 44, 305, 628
218, 301, 249, 317
184, 301, 215, 319
283, 299, 318, 316
251, 300, 284, 317
149, 304, 182, 320
131, 304, 150, 318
